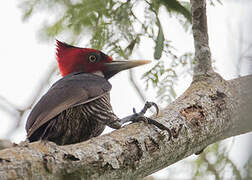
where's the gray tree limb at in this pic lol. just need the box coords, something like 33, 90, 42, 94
190, 0, 214, 78
0, 74, 251, 179
0, 140, 12, 150
0, 0, 251, 179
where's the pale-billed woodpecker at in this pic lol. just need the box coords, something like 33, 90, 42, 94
25, 40, 171, 145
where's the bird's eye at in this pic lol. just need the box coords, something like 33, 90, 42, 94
88, 54, 97, 63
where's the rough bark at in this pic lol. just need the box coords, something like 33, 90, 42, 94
0, 0, 252, 179
190, 0, 214, 78
0, 74, 251, 179
0, 140, 13, 150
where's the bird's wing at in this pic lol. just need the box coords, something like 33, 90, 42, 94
26, 72, 112, 138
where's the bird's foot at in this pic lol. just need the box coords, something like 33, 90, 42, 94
131, 101, 159, 123
117, 101, 173, 140
117, 101, 158, 125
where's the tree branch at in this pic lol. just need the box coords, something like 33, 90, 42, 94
0, 140, 12, 150
0, 74, 251, 179
1, 1, 251, 179
190, 0, 214, 78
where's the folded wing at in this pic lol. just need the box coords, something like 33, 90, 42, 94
26, 72, 112, 138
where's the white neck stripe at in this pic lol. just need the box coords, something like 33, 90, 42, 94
92, 71, 104, 77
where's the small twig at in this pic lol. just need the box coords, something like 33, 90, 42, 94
23, 63, 57, 111
225, 157, 242, 180
201, 152, 221, 180
129, 69, 147, 103
2, 63, 57, 138
0, 96, 22, 116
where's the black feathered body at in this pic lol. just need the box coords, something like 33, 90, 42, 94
26, 72, 121, 145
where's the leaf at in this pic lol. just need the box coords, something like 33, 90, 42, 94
154, 21, 164, 60
19, 0, 37, 21
22, 7, 33, 21
157, 0, 192, 22
169, 86, 176, 99
45, 18, 64, 37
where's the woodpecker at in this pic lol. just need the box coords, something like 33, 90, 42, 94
25, 40, 160, 145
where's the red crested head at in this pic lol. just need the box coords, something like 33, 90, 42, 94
56, 40, 113, 77
56, 40, 151, 79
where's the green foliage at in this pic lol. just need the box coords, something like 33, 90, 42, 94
142, 52, 193, 104
154, 19, 164, 60
209, 0, 223, 6
245, 154, 252, 180
19, 0, 192, 103
192, 141, 242, 180
156, 0, 191, 22
18, 0, 245, 179
142, 61, 176, 103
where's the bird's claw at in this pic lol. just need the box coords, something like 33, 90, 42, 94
131, 101, 158, 123
133, 107, 137, 114
146, 101, 159, 116
119, 101, 181, 141
130, 110, 147, 124
131, 102, 179, 141
138, 101, 159, 116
